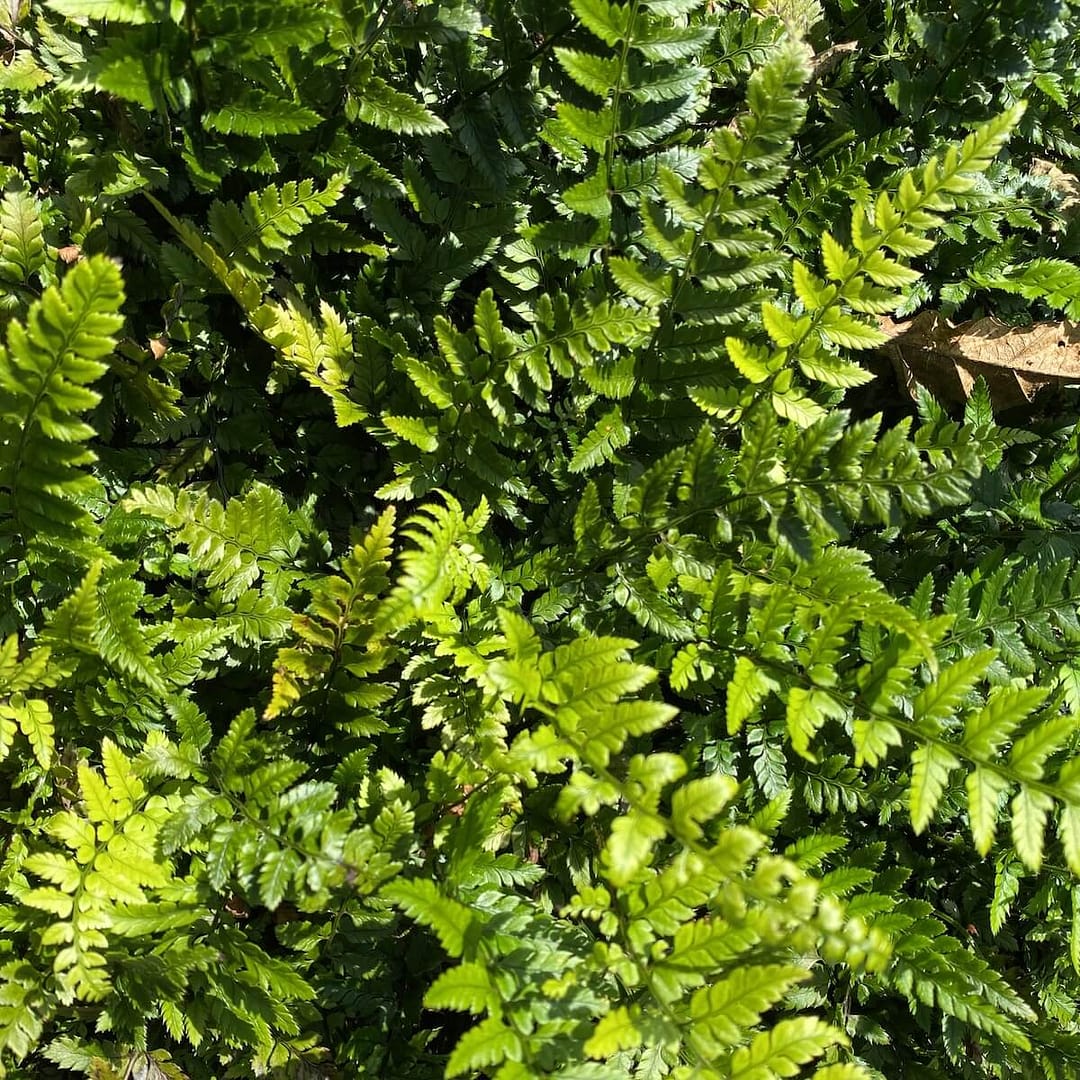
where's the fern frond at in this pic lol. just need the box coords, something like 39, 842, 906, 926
195, 2, 329, 56
0, 190, 45, 286
353, 73, 447, 135
45, 0, 154, 21
95, 572, 167, 696
976, 256, 1080, 318
123, 482, 303, 603
0, 256, 124, 551
376, 493, 490, 632
202, 92, 322, 136
207, 174, 347, 276
622, 39, 811, 384
265, 507, 396, 723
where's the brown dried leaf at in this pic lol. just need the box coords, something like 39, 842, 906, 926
125, 1053, 188, 1080
877, 312, 1080, 412
809, 41, 857, 85
89, 1061, 123, 1080
148, 336, 168, 361
1031, 158, 1080, 219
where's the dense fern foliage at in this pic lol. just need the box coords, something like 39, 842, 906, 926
4, 1, 1080, 1077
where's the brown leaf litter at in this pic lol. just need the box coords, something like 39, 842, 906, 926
876, 312, 1080, 412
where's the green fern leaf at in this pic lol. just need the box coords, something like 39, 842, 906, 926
384, 878, 475, 957
124, 482, 301, 603
967, 767, 1011, 856
608, 256, 672, 306
1011, 787, 1053, 871
602, 809, 666, 886
77, 761, 117, 824
563, 169, 613, 217
101, 737, 144, 808
1009, 713, 1074, 780
689, 964, 809, 1054
0, 190, 45, 284
963, 686, 1047, 758
727, 657, 778, 734
557, 48, 621, 95
258, 847, 301, 910
990, 852, 1023, 934
1060, 805, 1080, 875
382, 414, 441, 452
445, 1016, 523, 1079
355, 76, 446, 135
0, 706, 15, 763
45, 0, 153, 20
574, 0, 635, 46
909, 743, 960, 834
624, 447, 687, 529
635, 24, 714, 62
729, 1016, 844, 1080
0, 256, 124, 547
981, 258, 1080, 318
75, 32, 162, 109
13, 696, 53, 769
670, 774, 739, 840
424, 963, 500, 1015
210, 174, 347, 270
203, 93, 322, 136
0, 53, 51, 93
813, 1066, 874, 1080
787, 686, 846, 761
95, 575, 167, 695
401, 357, 454, 410
914, 650, 996, 725
198, 2, 328, 55
569, 406, 631, 472
584, 1005, 644, 1057
43, 561, 104, 654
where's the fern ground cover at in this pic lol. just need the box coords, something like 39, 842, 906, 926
7, 0, 1080, 1077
